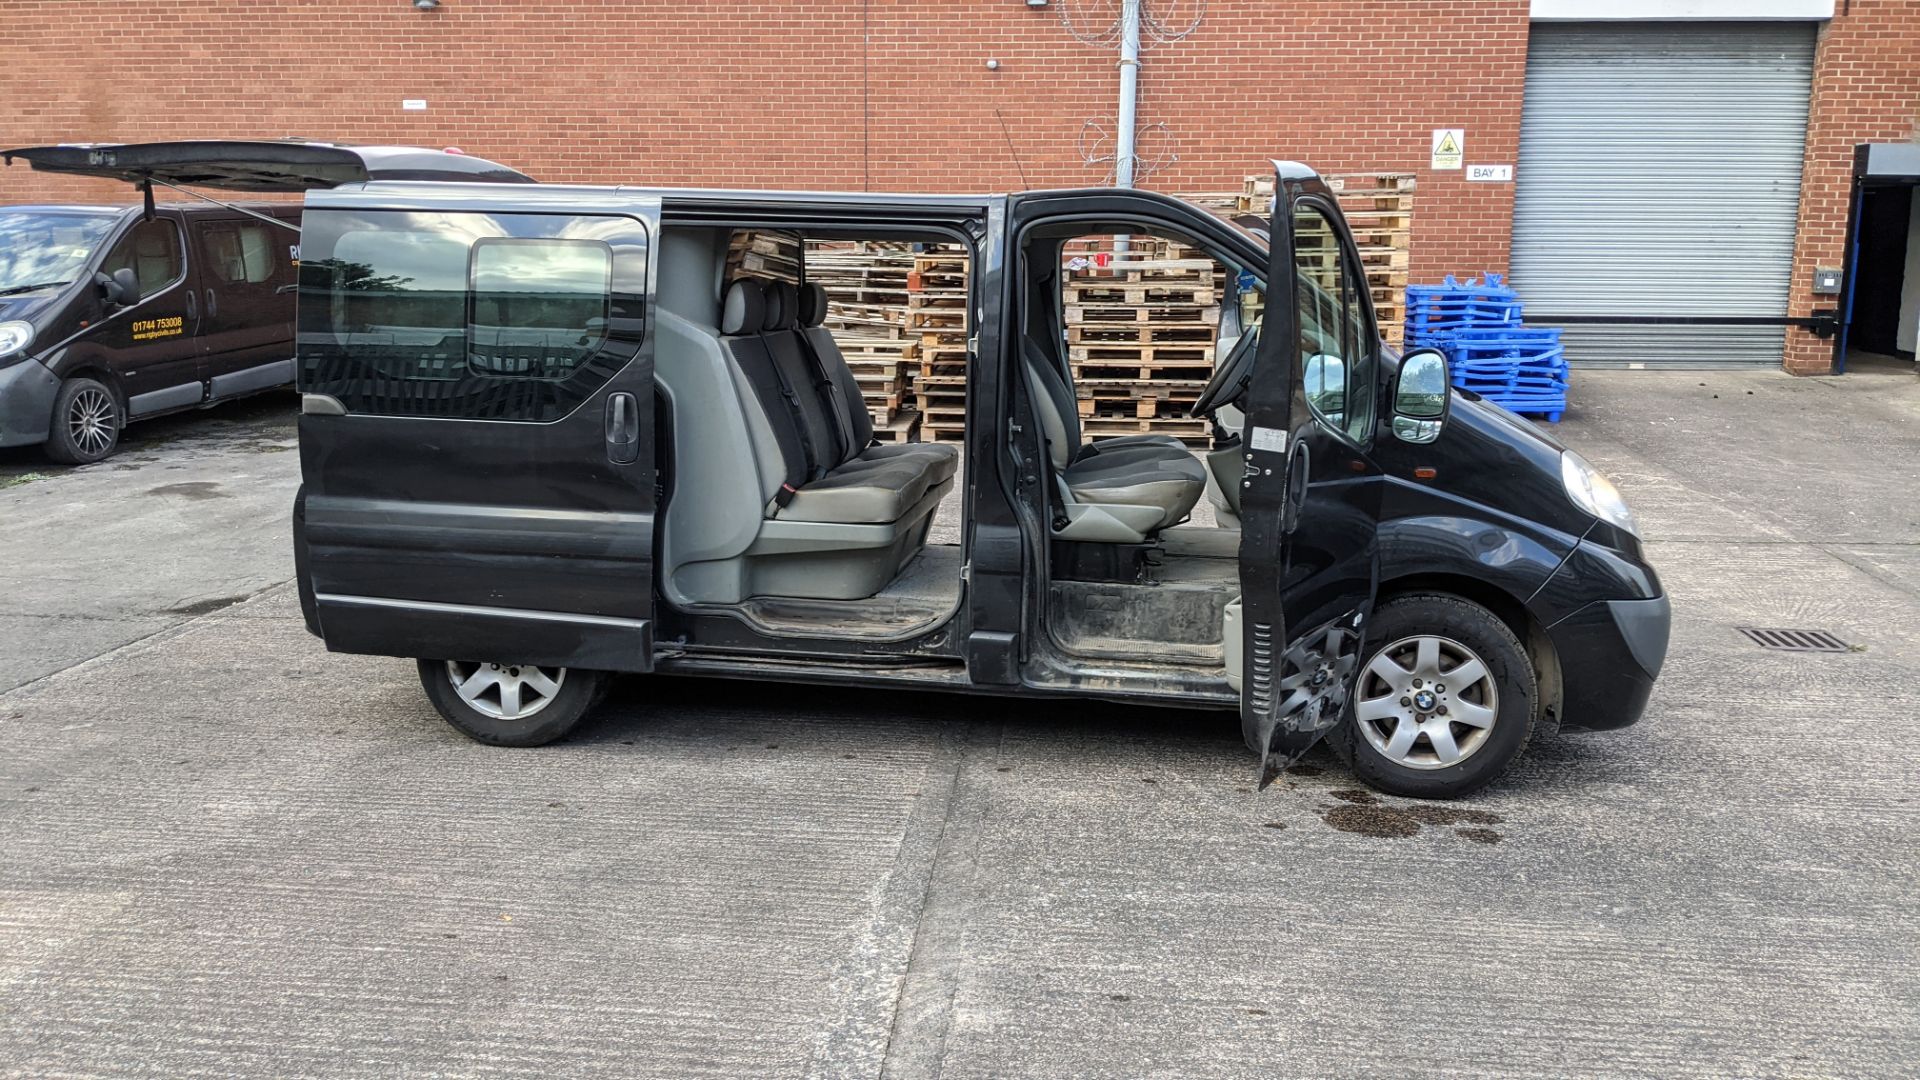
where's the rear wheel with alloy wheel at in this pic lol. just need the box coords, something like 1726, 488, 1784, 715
1330, 594, 1535, 800
417, 659, 608, 746
45, 377, 121, 464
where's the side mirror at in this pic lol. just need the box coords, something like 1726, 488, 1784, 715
95, 268, 140, 307
1391, 348, 1450, 444
1305, 352, 1346, 415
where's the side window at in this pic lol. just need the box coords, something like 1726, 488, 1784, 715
100, 218, 184, 299
297, 209, 646, 420
201, 221, 278, 285
1293, 201, 1374, 442
467, 238, 612, 380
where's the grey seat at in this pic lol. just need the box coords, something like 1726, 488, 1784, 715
1025, 338, 1192, 460
1021, 340, 1206, 542
708, 278, 955, 598
779, 457, 938, 523
794, 282, 959, 483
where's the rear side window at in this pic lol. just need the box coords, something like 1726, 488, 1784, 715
201, 221, 278, 284
468, 238, 612, 379
297, 209, 647, 420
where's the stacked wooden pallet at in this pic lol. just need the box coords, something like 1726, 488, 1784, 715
707, 185, 1415, 455
1061, 237, 1218, 446
804, 240, 921, 442
1221, 172, 1415, 346
906, 248, 971, 444
727, 231, 800, 281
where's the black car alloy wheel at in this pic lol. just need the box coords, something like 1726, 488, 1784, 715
416, 658, 608, 747
66, 385, 117, 458
46, 377, 122, 464
1331, 593, 1535, 800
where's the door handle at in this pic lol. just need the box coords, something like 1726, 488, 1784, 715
184, 289, 197, 320
605, 391, 640, 465
205, 288, 218, 318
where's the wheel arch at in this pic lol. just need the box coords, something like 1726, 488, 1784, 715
57, 364, 129, 415
1377, 572, 1564, 737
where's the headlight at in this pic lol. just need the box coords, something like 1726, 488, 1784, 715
0, 321, 32, 360
1561, 450, 1640, 537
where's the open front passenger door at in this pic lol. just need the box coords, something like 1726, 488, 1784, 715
1238, 162, 1384, 785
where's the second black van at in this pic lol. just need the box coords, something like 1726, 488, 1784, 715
0, 199, 301, 462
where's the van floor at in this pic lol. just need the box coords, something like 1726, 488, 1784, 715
730, 544, 962, 638
1049, 528, 1239, 666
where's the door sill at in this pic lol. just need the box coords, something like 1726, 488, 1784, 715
656, 650, 971, 690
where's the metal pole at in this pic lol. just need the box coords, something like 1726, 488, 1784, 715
1114, 0, 1141, 190
1112, 0, 1142, 260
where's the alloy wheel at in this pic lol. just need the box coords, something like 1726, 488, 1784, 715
67, 386, 117, 458
444, 661, 567, 721
1353, 635, 1499, 770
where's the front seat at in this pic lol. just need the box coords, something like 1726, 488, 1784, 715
1025, 339, 1192, 460
1022, 342, 1206, 542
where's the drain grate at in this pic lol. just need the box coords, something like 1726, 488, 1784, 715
1736, 627, 1852, 653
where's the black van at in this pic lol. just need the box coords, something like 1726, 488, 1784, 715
8, 141, 1670, 799
0, 198, 303, 462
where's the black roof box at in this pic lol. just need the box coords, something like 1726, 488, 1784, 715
1, 138, 535, 191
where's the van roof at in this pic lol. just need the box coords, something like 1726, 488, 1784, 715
303, 181, 1220, 218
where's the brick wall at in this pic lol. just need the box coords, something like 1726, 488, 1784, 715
1784, 1, 1920, 374
0, 0, 1530, 282
8, 1, 1906, 375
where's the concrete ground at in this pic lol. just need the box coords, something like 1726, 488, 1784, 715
1, 369, 1916, 1078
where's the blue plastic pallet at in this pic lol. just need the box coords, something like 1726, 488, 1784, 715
1477, 397, 1566, 424
1455, 374, 1568, 392
1410, 274, 1567, 422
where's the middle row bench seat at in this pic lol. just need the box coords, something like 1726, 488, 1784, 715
791, 282, 959, 483
714, 278, 956, 600
743, 279, 958, 521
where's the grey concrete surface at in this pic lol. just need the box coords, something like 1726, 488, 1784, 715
0, 392, 299, 691
2, 370, 1917, 1078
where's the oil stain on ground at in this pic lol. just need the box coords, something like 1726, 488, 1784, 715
168, 594, 249, 617
1320, 788, 1505, 842
146, 481, 228, 500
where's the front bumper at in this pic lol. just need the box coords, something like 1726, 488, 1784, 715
0, 359, 59, 448
1546, 593, 1670, 731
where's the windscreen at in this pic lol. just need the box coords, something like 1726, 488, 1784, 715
0, 210, 119, 296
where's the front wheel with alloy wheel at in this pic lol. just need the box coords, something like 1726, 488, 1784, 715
45, 377, 121, 464
1329, 594, 1536, 800
417, 659, 608, 747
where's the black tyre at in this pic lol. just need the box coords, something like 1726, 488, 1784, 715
44, 377, 121, 464
1329, 594, 1535, 800
416, 659, 608, 747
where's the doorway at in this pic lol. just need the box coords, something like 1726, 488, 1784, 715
1840, 144, 1920, 371
1850, 185, 1911, 357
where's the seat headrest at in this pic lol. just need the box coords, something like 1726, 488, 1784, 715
763, 280, 798, 332
721, 279, 764, 336
797, 282, 830, 328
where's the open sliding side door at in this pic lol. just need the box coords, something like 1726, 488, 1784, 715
293, 183, 662, 672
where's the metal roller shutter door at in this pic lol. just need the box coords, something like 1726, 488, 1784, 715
1511, 22, 1816, 367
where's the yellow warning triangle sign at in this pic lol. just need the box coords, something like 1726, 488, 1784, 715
1435, 131, 1461, 156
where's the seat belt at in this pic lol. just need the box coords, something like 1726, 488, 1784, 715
754, 337, 826, 480
794, 331, 859, 461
